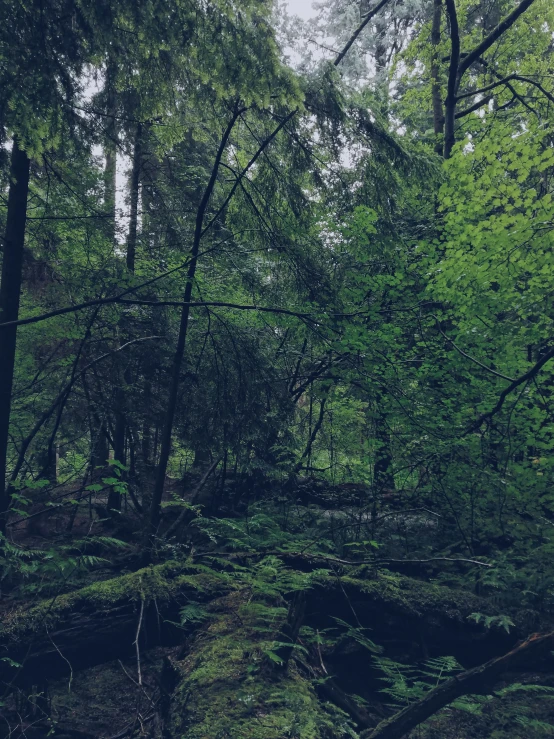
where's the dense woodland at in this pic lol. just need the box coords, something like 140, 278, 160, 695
1, 0, 554, 736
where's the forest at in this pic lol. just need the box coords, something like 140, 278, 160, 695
1, 0, 554, 736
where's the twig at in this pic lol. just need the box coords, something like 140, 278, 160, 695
134, 590, 145, 686
316, 630, 328, 675
45, 627, 73, 692
197, 550, 491, 568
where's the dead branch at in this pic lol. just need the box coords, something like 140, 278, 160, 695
361, 631, 554, 739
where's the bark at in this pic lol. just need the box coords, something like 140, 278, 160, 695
126, 122, 142, 273
140, 381, 152, 474
0, 138, 31, 533
443, 0, 460, 159
103, 58, 117, 246
110, 117, 141, 510
373, 408, 395, 493
430, 0, 444, 153
361, 631, 554, 739
109, 382, 126, 513
91, 424, 110, 476
274, 591, 307, 668
292, 395, 328, 476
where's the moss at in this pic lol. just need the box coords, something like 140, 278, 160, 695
0, 561, 231, 644
336, 570, 489, 622
169, 592, 355, 739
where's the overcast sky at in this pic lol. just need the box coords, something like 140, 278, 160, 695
286, 0, 316, 20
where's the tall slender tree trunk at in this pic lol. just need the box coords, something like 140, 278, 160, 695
431, 0, 445, 154
126, 122, 142, 272
0, 138, 31, 532
104, 58, 117, 247
373, 410, 395, 492
147, 110, 242, 544
110, 122, 142, 511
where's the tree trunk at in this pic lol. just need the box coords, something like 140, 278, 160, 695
103, 58, 117, 247
0, 138, 31, 532
373, 410, 395, 492
431, 0, 445, 154
126, 122, 142, 272
147, 110, 242, 544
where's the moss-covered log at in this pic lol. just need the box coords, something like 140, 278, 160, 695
0, 561, 231, 687
309, 569, 525, 666
1, 556, 537, 737
167, 590, 357, 739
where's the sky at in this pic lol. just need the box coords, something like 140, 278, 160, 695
285, 0, 316, 20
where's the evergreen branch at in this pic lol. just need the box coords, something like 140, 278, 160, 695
201, 109, 298, 237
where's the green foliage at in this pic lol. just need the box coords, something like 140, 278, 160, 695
375, 655, 463, 708
469, 613, 516, 634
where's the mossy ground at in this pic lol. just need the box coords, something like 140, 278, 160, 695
2, 553, 550, 738
413, 676, 554, 738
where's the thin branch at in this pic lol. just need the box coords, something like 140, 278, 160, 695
455, 95, 493, 117
456, 74, 554, 105
468, 344, 554, 432
201, 109, 298, 237
433, 319, 515, 381
199, 551, 492, 568
459, 0, 537, 77
334, 0, 392, 67
134, 598, 144, 686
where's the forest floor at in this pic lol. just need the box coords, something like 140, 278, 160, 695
1, 474, 554, 738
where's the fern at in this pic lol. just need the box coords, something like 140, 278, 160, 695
179, 603, 210, 625
469, 612, 516, 633
514, 716, 554, 733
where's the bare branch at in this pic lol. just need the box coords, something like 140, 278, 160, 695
334, 0, 392, 67
468, 344, 554, 432
455, 95, 493, 118
361, 631, 554, 739
459, 0, 537, 78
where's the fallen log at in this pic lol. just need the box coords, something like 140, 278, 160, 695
0, 561, 231, 688
167, 591, 357, 739
361, 631, 554, 739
